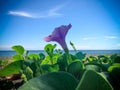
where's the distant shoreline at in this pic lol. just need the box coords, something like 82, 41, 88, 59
0, 49, 120, 51
0, 53, 120, 61
0, 50, 120, 57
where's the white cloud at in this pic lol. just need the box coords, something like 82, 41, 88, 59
104, 36, 117, 39
82, 37, 96, 40
47, 4, 64, 17
8, 3, 67, 18
37, 3, 66, 18
8, 11, 36, 18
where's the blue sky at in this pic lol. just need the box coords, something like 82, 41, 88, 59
0, 0, 120, 50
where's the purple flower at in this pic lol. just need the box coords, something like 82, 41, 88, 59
44, 24, 72, 52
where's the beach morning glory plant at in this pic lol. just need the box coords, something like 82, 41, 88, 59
44, 24, 72, 53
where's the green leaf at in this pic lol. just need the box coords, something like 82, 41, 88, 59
28, 54, 40, 60
67, 60, 84, 79
101, 64, 110, 71
70, 54, 78, 60
57, 54, 68, 71
52, 53, 59, 64
0, 60, 23, 76
98, 55, 109, 63
49, 64, 59, 72
24, 66, 33, 80
39, 53, 45, 60
12, 54, 24, 61
42, 54, 58, 65
70, 41, 77, 53
108, 64, 120, 90
41, 64, 51, 73
108, 63, 120, 72
44, 44, 56, 57
41, 56, 51, 64
76, 70, 113, 90
113, 56, 120, 63
41, 64, 59, 74
112, 63, 120, 66
70, 41, 74, 46
55, 49, 63, 55
12, 45, 25, 55
85, 63, 102, 72
18, 71, 78, 90
75, 52, 86, 60
87, 56, 97, 62
110, 54, 118, 64
24, 60, 37, 77
99, 72, 110, 81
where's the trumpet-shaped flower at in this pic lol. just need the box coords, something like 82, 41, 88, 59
44, 24, 72, 52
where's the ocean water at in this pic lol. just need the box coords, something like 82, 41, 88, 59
0, 50, 120, 57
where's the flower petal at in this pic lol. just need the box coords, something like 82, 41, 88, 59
44, 24, 72, 51
44, 35, 52, 42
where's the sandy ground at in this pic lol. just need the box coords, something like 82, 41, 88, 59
0, 56, 13, 60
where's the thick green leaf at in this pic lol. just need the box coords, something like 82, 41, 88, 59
0, 60, 23, 76
87, 56, 97, 62
99, 72, 110, 81
85, 63, 102, 72
57, 54, 68, 71
18, 71, 78, 90
70, 54, 78, 61
55, 49, 63, 55
41, 64, 59, 74
101, 64, 110, 71
76, 70, 113, 90
24, 60, 37, 76
42, 54, 59, 65
12, 54, 24, 61
75, 52, 86, 60
67, 60, 84, 79
28, 54, 40, 60
108, 65, 120, 90
52, 54, 59, 64
12, 45, 25, 55
108, 63, 120, 72
39, 53, 45, 60
98, 55, 109, 63
24, 66, 33, 80
41, 56, 51, 64
112, 63, 120, 66
44, 44, 56, 57
113, 56, 120, 63
48, 64, 59, 72
110, 54, 118, 64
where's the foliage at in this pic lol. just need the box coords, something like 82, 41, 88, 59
18, 71, 78, 90
12, 45, 25, 55
67, 60, 84, 79
0, 44, 120, 90
11, 45, 28, 61
0, 60, 23, 76
76, 70, 113, 90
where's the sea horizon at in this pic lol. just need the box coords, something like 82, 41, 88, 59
0, 49, 120, 51
0, 50, 120, 57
